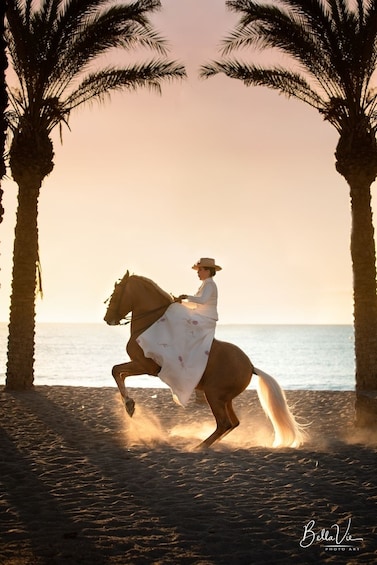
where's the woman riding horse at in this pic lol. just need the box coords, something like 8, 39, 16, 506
137, 258, 221, 406
104, 271, 307, 449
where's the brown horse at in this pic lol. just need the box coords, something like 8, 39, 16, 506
104, 271, 306, 449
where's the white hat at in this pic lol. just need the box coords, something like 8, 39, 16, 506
192, 258, 222, 271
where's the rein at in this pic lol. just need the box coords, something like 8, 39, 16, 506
119, 303, 169, 326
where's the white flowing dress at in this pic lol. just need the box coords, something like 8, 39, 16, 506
137, 278, 218, 406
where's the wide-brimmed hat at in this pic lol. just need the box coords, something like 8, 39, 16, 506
192, 258, 222, 271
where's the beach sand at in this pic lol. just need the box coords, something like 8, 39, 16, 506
0, 386, 376, 564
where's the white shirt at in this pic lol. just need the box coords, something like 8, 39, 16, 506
185, 277, 218, 320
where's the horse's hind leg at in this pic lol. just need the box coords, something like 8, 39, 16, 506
226, 400, 240, 430
197, 395, 234, 449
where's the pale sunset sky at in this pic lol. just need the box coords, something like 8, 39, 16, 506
1, 0, 372, 325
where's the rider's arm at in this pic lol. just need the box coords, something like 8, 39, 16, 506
186, 280, 215, 305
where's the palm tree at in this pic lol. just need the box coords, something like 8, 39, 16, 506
0, 0, 7, 223
201, 0, 377, 427
5, 0, 185, 390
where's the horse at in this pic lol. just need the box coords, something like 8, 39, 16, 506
104, 271, 306, 449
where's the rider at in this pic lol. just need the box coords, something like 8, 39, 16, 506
177, 257, 220, 324
137, 257, 222, 405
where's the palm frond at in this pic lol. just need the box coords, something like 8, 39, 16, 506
43, 4, 169, 103
53, 0, 163, 59
6, 0, 185, 135
6, 1, 35, 83
57, 60, 186, 123
221, 1, 343, 102
46, 22, 168, 102
207, 0, 377, 130
201, 59, 325, 110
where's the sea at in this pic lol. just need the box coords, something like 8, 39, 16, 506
0, 323, 355, 391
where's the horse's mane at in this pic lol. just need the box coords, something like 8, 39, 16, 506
133, 275, 173, 304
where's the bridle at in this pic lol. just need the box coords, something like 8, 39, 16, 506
106, 276, 172, 327
120, 304, 169, 327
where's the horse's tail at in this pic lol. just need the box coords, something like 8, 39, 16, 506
253, 367, 307, 448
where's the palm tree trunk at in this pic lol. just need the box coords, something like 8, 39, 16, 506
0, 0, 7, 223
6, 183, 40, 390
349, 181, 377, 427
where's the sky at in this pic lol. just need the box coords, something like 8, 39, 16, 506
0, 0, 372, 325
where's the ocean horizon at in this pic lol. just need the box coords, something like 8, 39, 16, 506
0, 322, 355, 391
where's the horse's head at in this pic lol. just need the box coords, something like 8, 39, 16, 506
104, 271, 131, 325
104, 271, 173, 327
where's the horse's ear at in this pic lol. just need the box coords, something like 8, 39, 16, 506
122, 270, 130, 283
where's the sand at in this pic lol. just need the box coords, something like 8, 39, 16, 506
0, 386, 376, 564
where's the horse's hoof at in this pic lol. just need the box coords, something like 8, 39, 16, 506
195, 441, 209, 451
125, 398, 135, 417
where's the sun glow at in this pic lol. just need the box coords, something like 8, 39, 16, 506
0, 0, 361, 326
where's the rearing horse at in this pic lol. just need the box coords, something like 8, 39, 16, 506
104, 271, 306, 449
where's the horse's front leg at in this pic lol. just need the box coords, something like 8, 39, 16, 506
112, 359, 158, 416
112, 361, 142, 416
